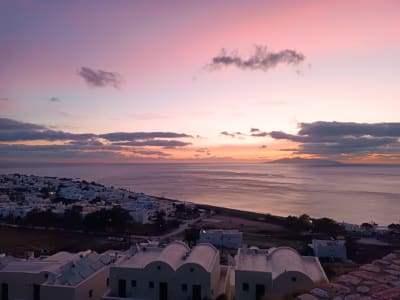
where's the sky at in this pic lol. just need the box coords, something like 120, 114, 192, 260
1, 0, 400, 163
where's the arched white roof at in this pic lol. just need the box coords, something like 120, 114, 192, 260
268, 247, 307, 278
181, 243, 218, 272
154, 241, 190, 270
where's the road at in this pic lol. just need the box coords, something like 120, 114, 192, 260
129, 217, 202, 241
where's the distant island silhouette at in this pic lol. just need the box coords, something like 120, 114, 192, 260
267, 157, 343, 166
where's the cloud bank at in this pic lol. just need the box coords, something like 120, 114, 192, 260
78, 67, 122, 88
209, 45, 305, 72
269, 121, 400, 157
0, 118, 192, 161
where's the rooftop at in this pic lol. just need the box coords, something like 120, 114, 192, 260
0, 250, 119, 286
236, 246, 328, 282
119, 241, 218, 272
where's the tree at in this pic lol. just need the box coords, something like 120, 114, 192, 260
313, 217, 344, 234
184, 228, 200, 246
83, 207, 131, 233
361, 222, 374, 231
63, 208, 83, 230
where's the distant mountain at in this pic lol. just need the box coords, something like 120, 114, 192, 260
267, 157, 343, 166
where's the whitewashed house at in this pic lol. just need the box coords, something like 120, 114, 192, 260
103, 241, 230, 300
310, 239, 347, 260
234, 246, 328, 300
199, 229, 243, 249
0, 250, 124, 300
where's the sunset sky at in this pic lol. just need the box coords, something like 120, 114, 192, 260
1, 0, 400, 163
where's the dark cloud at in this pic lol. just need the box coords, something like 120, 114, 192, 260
196, 147, 211, 156
298, 121, 400, 137
220, 131, 243, 138
78, 67, 122, 88
209, 45, 305, 72
49, 97, 61, 103
0, 118, 94, 141
0, 118, 47, 131
267, 121, 400, 157
250, 128, 260, 132
251, 131, 268, 137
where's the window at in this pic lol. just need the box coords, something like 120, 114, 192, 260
157, 265, 161, 270
89, 290, 93, 298
242, 283, 249, 291
33, 284, 40, 300
118, 279, 126, 298
131, 280, 136, 287
106, 277, 110, 286
181, 284, 188, 291
291, 276, 297, 282
149, 281, 154, 288
190, 267, 194, 272
1, 283, 9, 300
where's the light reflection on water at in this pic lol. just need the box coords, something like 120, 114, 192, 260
1, 163, 399, 225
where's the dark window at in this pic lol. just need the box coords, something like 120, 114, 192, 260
33, 284, 40, 300
192, 284, 201, 300
160, 282, 168, 300
256, 284, 265, 300
106, 277, 109, 286
89, 290, 93, 298
131, 280, 136, 287
149, 281, 154, 288
242, 283, 249, 291
1, 283, 9, 300
157, 265, 161, 270
118, 279, 126, 298
190, 267, 194, 272
291, 276, 297, 282
182, 284, 188, 291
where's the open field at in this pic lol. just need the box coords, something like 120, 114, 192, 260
197, 214, 284, 233
0, 226, 128, 257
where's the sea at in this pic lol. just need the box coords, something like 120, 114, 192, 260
0, 163, 399, 225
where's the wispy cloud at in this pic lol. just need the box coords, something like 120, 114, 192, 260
99, 132, 192, 141
49, 97, 61, 103
220, 131, 243, 138
78, 67, 122, 88
208, 45, 305, 72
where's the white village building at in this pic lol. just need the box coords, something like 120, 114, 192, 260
310, 239, 347, 260
199, 229, 243, 249
234, 246, 328, 300
103, 241, 231, 300
0, 250, 124, 300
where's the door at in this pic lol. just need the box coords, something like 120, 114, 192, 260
118, 279, 126, 297
159, 282, 168, 300
255, 284, 265, 300
192, 284, 201, 300
1, 283, 8, 300
33, 284, 40, 300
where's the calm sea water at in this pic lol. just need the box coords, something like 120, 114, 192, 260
1, 163, 399, 225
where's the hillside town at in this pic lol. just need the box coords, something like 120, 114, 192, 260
0, 174, 190, 226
